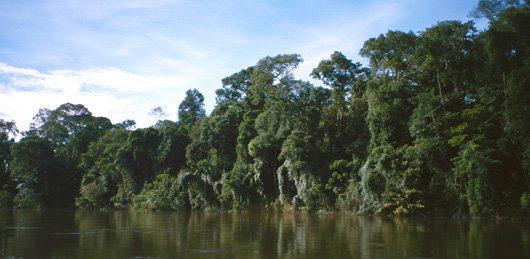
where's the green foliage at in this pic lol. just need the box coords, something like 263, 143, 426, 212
381, 189, 425, 215
10, 136, 56, 208
522, 193, 530, 213
451, 135, 500, 216
132, 174, 188, 211
360, 30, 416, 82
113, 119, 136, 130
0, 190, 13, 208
448, 105, 495, 148
326, 160, 353, 199
178, 89, 206, 127
0, 119, 17, 192
76, 129, 129, 209
76, 178, 109, 209
470, 0, 526, 19
19, 103, 114, 208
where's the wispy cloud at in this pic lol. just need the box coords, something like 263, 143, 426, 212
0, 63, 189, 93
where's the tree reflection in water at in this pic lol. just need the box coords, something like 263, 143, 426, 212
0, 210, 528, 258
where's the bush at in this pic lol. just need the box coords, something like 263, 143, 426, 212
132, 174, 188, 211
0, 190, 13, 208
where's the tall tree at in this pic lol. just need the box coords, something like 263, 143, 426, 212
76, 129, 130, 209
149, 106, 170, 128
0, 119, 17, 190
113, 127, 162, 206
470, 0, 528, 20
360, 30, 416, 83
311, 52, 370, 209
213, 67, 253, 115
24, 103, 113, 207
484, 6, 530, 209
415, 21, 477, 109
10, 136, 56, 208
178, 89, 206, 127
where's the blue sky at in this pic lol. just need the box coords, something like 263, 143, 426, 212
0, 0, 487, 131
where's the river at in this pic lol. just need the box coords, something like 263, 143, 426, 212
0, 210, 528, 258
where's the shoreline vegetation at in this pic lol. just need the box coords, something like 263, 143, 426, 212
1, 1, 530, 218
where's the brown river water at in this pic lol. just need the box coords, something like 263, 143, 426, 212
0, 210, 528, 258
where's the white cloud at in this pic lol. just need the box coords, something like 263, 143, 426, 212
0, 63, 41, 77
0, 63, 189, 93
0, 63, 191, 131
78, 68, 190, 93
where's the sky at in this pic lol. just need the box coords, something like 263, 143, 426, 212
0, 0, 488, 132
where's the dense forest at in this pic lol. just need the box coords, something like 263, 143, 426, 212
1, 1, 530, 217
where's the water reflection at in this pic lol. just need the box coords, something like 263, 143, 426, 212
0, 210, 528, 258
